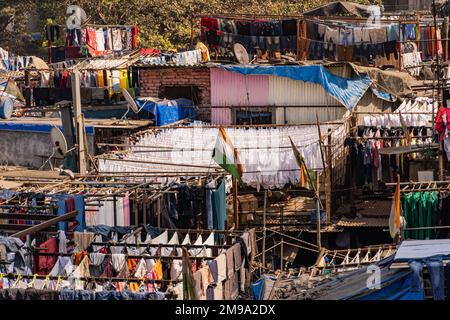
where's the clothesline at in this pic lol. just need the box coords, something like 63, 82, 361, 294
0, 272, 180, 284
31, 251, 217, 260
299, 35, 449, 45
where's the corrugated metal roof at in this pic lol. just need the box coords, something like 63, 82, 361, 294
335, 199, 392, 217
336, 217, 388, 228
72, 49, 203, 70
73, 57, 131, 70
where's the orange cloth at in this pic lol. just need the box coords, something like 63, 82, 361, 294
151, 259, 163, 280
127, 258, 137, 273
116, 281, 126, 292
129, 282, 139, 292
73, 251, 87, 265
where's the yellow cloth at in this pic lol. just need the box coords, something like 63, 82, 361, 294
129, 282, 139, 292
97, 70, 104, 87
151, 259, 163, 280
119, 69, 128, 89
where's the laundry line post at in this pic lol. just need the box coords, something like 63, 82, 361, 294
262, 190, 267, 272
316, 174, 322, 253
71, 70, 87, 175
233, 177, 239, 229
325, 128, 333, 225
113, 195, 117, 227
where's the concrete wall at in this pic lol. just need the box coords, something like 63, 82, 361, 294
139, 67, 211, 121
0, 131, 94, 169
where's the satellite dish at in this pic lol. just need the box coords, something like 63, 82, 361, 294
121, 88, 139, 113
233, 43, 250, 64
40, 126, 69, 170
51, 126, 68, 157
120, 88, 148, 120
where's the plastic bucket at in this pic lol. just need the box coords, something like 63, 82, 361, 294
0, 96, 13, 119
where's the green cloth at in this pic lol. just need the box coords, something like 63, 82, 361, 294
403, 193, 412, 239
403, 192, 438, 240
411, 192, 421, 240
426, 192, 438, 239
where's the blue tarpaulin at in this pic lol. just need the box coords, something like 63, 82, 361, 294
218, 64, 373, 110
136, 98, 197, 126
357, 272, 425, 300
371, 86, 395, 102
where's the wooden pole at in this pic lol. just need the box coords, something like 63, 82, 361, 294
325, 128, 333, 225
71, 70, 87, 174
113, 195, 117, 227
12, 210, 78, 238
157, 196, 161, 228
280, 239, 284, 271
24, 69, 31, 108
143, 190, 147, 226
134, 189, 139, 226
316, 175, 322, 252
262, 190, 267, 271
233, 177, 239, 229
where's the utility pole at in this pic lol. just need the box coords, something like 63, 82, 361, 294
432, 0, 445, 180
71, 70, 87, 174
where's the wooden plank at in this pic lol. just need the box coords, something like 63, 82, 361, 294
12, 210, 78, 238
0, 213, 57, 221
379, 143, 439, 155
0, 224, 56, 231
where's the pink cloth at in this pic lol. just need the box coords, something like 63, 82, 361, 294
123, 192, 130, 226
37, 238, 58, 275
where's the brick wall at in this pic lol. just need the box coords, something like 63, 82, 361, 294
139, 67, 211, 121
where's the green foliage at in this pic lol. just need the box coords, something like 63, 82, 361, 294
0, 0, 371, 56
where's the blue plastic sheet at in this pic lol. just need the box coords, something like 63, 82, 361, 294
251, 277, 265, 300
218, 65, 373, 110
0, 122, 94, 134
136, 98, 197, 126
357, 272, 425, 300
371, 86, 395, 102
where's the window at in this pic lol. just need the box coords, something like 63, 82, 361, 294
159, 85, 201, 105
235, 110, 272, 125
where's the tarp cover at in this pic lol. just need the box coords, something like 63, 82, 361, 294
350, 64, 415, 98
219, 64, 372, 110
394, 239, 450, 262
285, 256, 424, 300
303, 1, 370, 17
136, 98, 197, 126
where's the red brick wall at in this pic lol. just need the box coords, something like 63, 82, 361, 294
139, 67, 211, 121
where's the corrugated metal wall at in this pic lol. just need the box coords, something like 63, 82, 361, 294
210, 68, 269, 106
268, 76, 340, 106
210, 67, 348, 125
211, 107, 232, 125
355, 90, 397, 126
275, 107, 347, 124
